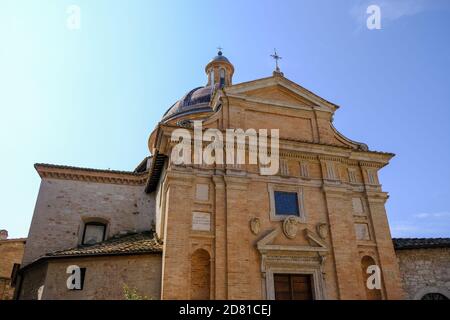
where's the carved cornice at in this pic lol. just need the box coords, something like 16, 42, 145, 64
35, 164, 148, 186
359, 161, 385, 169
366, 191, 389, 203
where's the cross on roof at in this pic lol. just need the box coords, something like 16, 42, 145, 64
270, 48, 282, 72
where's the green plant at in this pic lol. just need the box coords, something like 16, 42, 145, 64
123, 284, 151, 300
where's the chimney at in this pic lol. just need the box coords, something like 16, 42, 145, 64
0, 229, 8, 240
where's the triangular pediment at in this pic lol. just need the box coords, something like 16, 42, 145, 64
243, 84, 314, 106
222, 75, 339, 113
256, 228, 328, 254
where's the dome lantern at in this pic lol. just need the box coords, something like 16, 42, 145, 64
205, 49, 234, 87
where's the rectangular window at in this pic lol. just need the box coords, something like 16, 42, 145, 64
82, 223, 106, 245
274, 191, 299, 216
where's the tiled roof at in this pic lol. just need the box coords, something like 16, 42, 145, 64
35, 163, 144, 176
393, 238, 450, 250
46, 231, 162, 258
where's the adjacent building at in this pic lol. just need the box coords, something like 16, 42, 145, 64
0, 230, 26, 300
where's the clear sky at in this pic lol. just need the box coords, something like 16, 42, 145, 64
1, 0, 449, 238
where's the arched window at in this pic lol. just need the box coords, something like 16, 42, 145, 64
82, 222, 106, 245
219, 68, 226, 87
361, 256, 382, 300
421, 293, 449, 300
190, 249, 210, 300
210, 69, 215, 85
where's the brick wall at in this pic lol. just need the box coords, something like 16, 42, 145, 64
23, 178, 155, 266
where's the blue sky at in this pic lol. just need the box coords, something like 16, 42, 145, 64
1, 0, 449, 238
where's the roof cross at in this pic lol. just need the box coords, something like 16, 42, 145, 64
270, 48, 282, 72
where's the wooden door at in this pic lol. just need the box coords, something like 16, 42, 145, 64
274, 274, 313, 300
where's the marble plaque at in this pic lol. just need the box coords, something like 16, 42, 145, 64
355, 223, 370, 240
192, 212, 211, 231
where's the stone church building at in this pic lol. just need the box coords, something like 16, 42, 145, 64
11, 51, 449, 300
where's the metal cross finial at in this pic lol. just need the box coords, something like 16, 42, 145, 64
217, 46, 223, 55
270, 48, 282, 72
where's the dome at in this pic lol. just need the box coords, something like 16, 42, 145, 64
161, 50, 234, 123
209, 50, 230, 63
161, 85, 217, 123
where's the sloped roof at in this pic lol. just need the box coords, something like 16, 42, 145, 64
34, 163, 148, 186
35, 163, 143, 176
46, 231, 162, 258
393, 238, 450, 250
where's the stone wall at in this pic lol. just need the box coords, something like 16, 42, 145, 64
17, 261, 48, 300
23, 178, 155, 266
0, 278, 13, 300
18, 254, 162, 300
0, 238, 26, 299
396, 248, 450, 299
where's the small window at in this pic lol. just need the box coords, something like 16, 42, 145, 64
300, 162, 309, 178
219, 69, 225, 87
82, 222, 106, 245
274, 191, 299, 216
210, 69, 215, 85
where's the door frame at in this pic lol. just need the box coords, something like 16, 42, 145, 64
265, 267, 325, 300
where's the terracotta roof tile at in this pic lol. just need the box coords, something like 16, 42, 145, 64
393, 238, 450, 250
35, 163, 145, 176
46, 231, 162, 258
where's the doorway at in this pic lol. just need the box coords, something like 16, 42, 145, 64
274, 274, 313, 300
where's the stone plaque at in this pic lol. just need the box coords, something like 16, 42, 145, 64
195, 184, 209, 201
355, 223, 370, 240
352, 197, 364, 214
192, 212, 211, 231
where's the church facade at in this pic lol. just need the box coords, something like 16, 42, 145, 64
15, 51, 407, 300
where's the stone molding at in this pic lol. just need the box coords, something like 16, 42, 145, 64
267, 184, 306, 222
35, 164, 147, 186
256, 228, 328, 300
